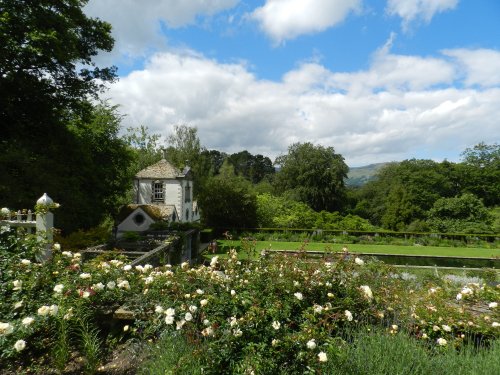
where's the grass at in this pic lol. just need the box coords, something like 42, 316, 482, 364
326, 328, 500, 375
215, 240, 500, 258
139, 328, 500, 375
139, 332, 203, 375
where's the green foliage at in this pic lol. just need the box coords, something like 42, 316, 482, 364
140, 333, 204, 375
356, 159, 461, 230
1, 228, 499, 373
352, 144, 500, 232
198, 172, 258, 229
324, 328, 500, 375
0, 0, 116, 114
460, 142, 500, 206
427, 193, 494, 233
256, 193, 317, 228
61, 104, 134, 232
77, 310, 102, 374
57, 222, 113, 250
256, 194, 374, 231
0, 0, 130, 233
124, 125, 163, 174
274, 142, 349, 212
227, 150, 275, 184
166, 124, 212, 197
201, 149, 228, 176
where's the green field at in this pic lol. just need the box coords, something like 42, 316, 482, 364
216, 240, 500, 258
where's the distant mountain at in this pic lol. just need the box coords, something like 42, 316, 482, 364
346, 163, 388, 187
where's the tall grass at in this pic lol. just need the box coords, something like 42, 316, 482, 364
140, 328, 500, 375
139, 332, 203, 375
77, 310, 102, 374
326, 328, 500, 375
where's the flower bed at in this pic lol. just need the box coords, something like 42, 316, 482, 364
1, 225, 499, 374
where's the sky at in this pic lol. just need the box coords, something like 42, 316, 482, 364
84, 0, 500, 167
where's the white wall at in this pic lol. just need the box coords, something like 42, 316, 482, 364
135, 178, 196, 223
137, 180, 152, 204
117, 208, 155, 237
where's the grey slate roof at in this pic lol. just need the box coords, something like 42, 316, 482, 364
135, 159, 180, 179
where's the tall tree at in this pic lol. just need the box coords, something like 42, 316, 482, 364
0, 0, 120, 232
0, 0, 116, 128
198, 162, 258, 229
165, 124, 211, 196
459, 143, 500, 206
274, 143, 348, 212
227, 151, 275, 184
201, 149, 228, 176
124, 125, 163, 173
354, 159, 458, 230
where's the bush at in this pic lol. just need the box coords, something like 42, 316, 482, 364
1, 226, 499, 373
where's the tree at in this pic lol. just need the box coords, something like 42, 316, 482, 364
201, 149, 228, 176
198, 165, 258, 229
227, 151, 275, 184
0, 0, 116, 129
64, 104, 134, 230
427, 193, 493, 233
459, 143, 500, 206
124, 125, 163, 173
165, 124, 211, 196
0, 0, 119, 232
354, 159, 459, 230
274, 143, 348, 212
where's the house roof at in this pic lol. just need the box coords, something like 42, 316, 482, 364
135, 159, 181, 179
117, 204, 177, 223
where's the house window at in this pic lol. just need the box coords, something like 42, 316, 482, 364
133, 213, 145, 226
184, 184, 191, 203
153, 182, 164, 202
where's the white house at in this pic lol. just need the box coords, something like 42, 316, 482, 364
116, 159, 200, 237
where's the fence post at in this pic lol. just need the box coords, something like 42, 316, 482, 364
36, 193, 54, 261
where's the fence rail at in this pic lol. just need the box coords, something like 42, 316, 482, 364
1, 193, 55, 260
1, 210, 37, 233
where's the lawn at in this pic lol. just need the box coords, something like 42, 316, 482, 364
216, 240, 500, 258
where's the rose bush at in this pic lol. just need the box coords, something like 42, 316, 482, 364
0, 226, 498, 373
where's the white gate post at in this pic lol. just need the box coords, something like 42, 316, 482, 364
36, 193, 55, 261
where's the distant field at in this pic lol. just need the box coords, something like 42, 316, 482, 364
216, 240, 500, 258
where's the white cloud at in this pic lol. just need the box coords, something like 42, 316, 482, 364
443, 48, 500, 87
386, 0, 458, 31
84, 0, 238, 60
250, 0, 361, 43
104, 46, 500, 166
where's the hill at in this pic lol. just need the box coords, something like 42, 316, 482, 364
346, 163, 387, 186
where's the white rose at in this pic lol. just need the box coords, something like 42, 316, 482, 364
354, 257, 364, 265
0, 322, 14, 335
318, 352, 328, 362
437, 338, 447, 346
22, 317, 34, 326
345, 310, 353, 321
14, 339, 26, 352
306, 339, 316, 350
53, 284, 64, 293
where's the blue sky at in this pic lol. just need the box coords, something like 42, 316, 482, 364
85, 0, 500, 166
